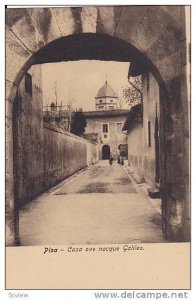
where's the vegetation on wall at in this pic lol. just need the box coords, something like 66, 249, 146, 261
70, 109, 87, 136
121, 76, 142, 107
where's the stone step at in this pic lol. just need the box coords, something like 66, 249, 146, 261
147, 187, 160, 199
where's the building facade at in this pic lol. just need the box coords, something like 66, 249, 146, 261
123, 71, 160, 189
84, 81, 129, 160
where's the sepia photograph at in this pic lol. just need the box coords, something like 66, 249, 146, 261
5, 4, 191, 290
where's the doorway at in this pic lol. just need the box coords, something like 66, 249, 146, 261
102, 145, 110, 160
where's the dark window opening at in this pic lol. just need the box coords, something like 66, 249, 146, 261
148, 121, 151, 147
147, 72, 150, 93
103, 124, 108, 133
25, 73, 32, 95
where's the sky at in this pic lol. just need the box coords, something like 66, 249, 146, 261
41, 60, 131, 111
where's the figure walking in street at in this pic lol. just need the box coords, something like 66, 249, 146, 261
121, 157, 124, 166
109, 154, 114, 166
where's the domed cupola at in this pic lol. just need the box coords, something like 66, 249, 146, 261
95, 81, 118, 111
97, 81, 117, 98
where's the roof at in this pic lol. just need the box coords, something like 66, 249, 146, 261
122, 103, 142, 131
83, 109, 129, 118
96, 81, 117, 98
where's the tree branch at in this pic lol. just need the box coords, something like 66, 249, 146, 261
128, 77, 143, 96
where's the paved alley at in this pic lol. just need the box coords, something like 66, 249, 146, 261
19, 161, 165, 245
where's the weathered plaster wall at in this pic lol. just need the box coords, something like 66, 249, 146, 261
14, 65, 44, 207
142, 72, 160, 186
43, 123, 98, 190
14, 66, 98, 208
127, 72, 160, 187
87, 142, 99, 166
127, 123, 143, 179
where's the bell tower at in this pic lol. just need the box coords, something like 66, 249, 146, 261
95, 81, 118, 111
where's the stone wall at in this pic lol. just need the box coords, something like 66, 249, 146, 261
16, 121, 98, 208
14, 65, 98, 207
43, 123, 98, 191
14, 65, 44, 207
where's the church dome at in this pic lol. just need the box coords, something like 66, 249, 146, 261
97, 81, 117, 98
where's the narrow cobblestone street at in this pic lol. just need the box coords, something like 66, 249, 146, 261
19, 161, 165, 245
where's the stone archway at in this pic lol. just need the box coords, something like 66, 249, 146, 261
5, 6, 190, 245
102, 145, 111, 160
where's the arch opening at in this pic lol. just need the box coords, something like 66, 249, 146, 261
102, 145, 111, 160
9, 32, 168, 246
6, 23, 189, 245
12, 33, 168, 95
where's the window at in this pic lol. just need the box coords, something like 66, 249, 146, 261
110, 99, 113, 102
98, 105, 104, 110
99, 100, 103, 103
25, 72, 32, 95
148, 121, 151, 147
147, 72, 150, 93
108, 106, 114, 109
102, 124, 108, 133
104, 134, 107, 138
